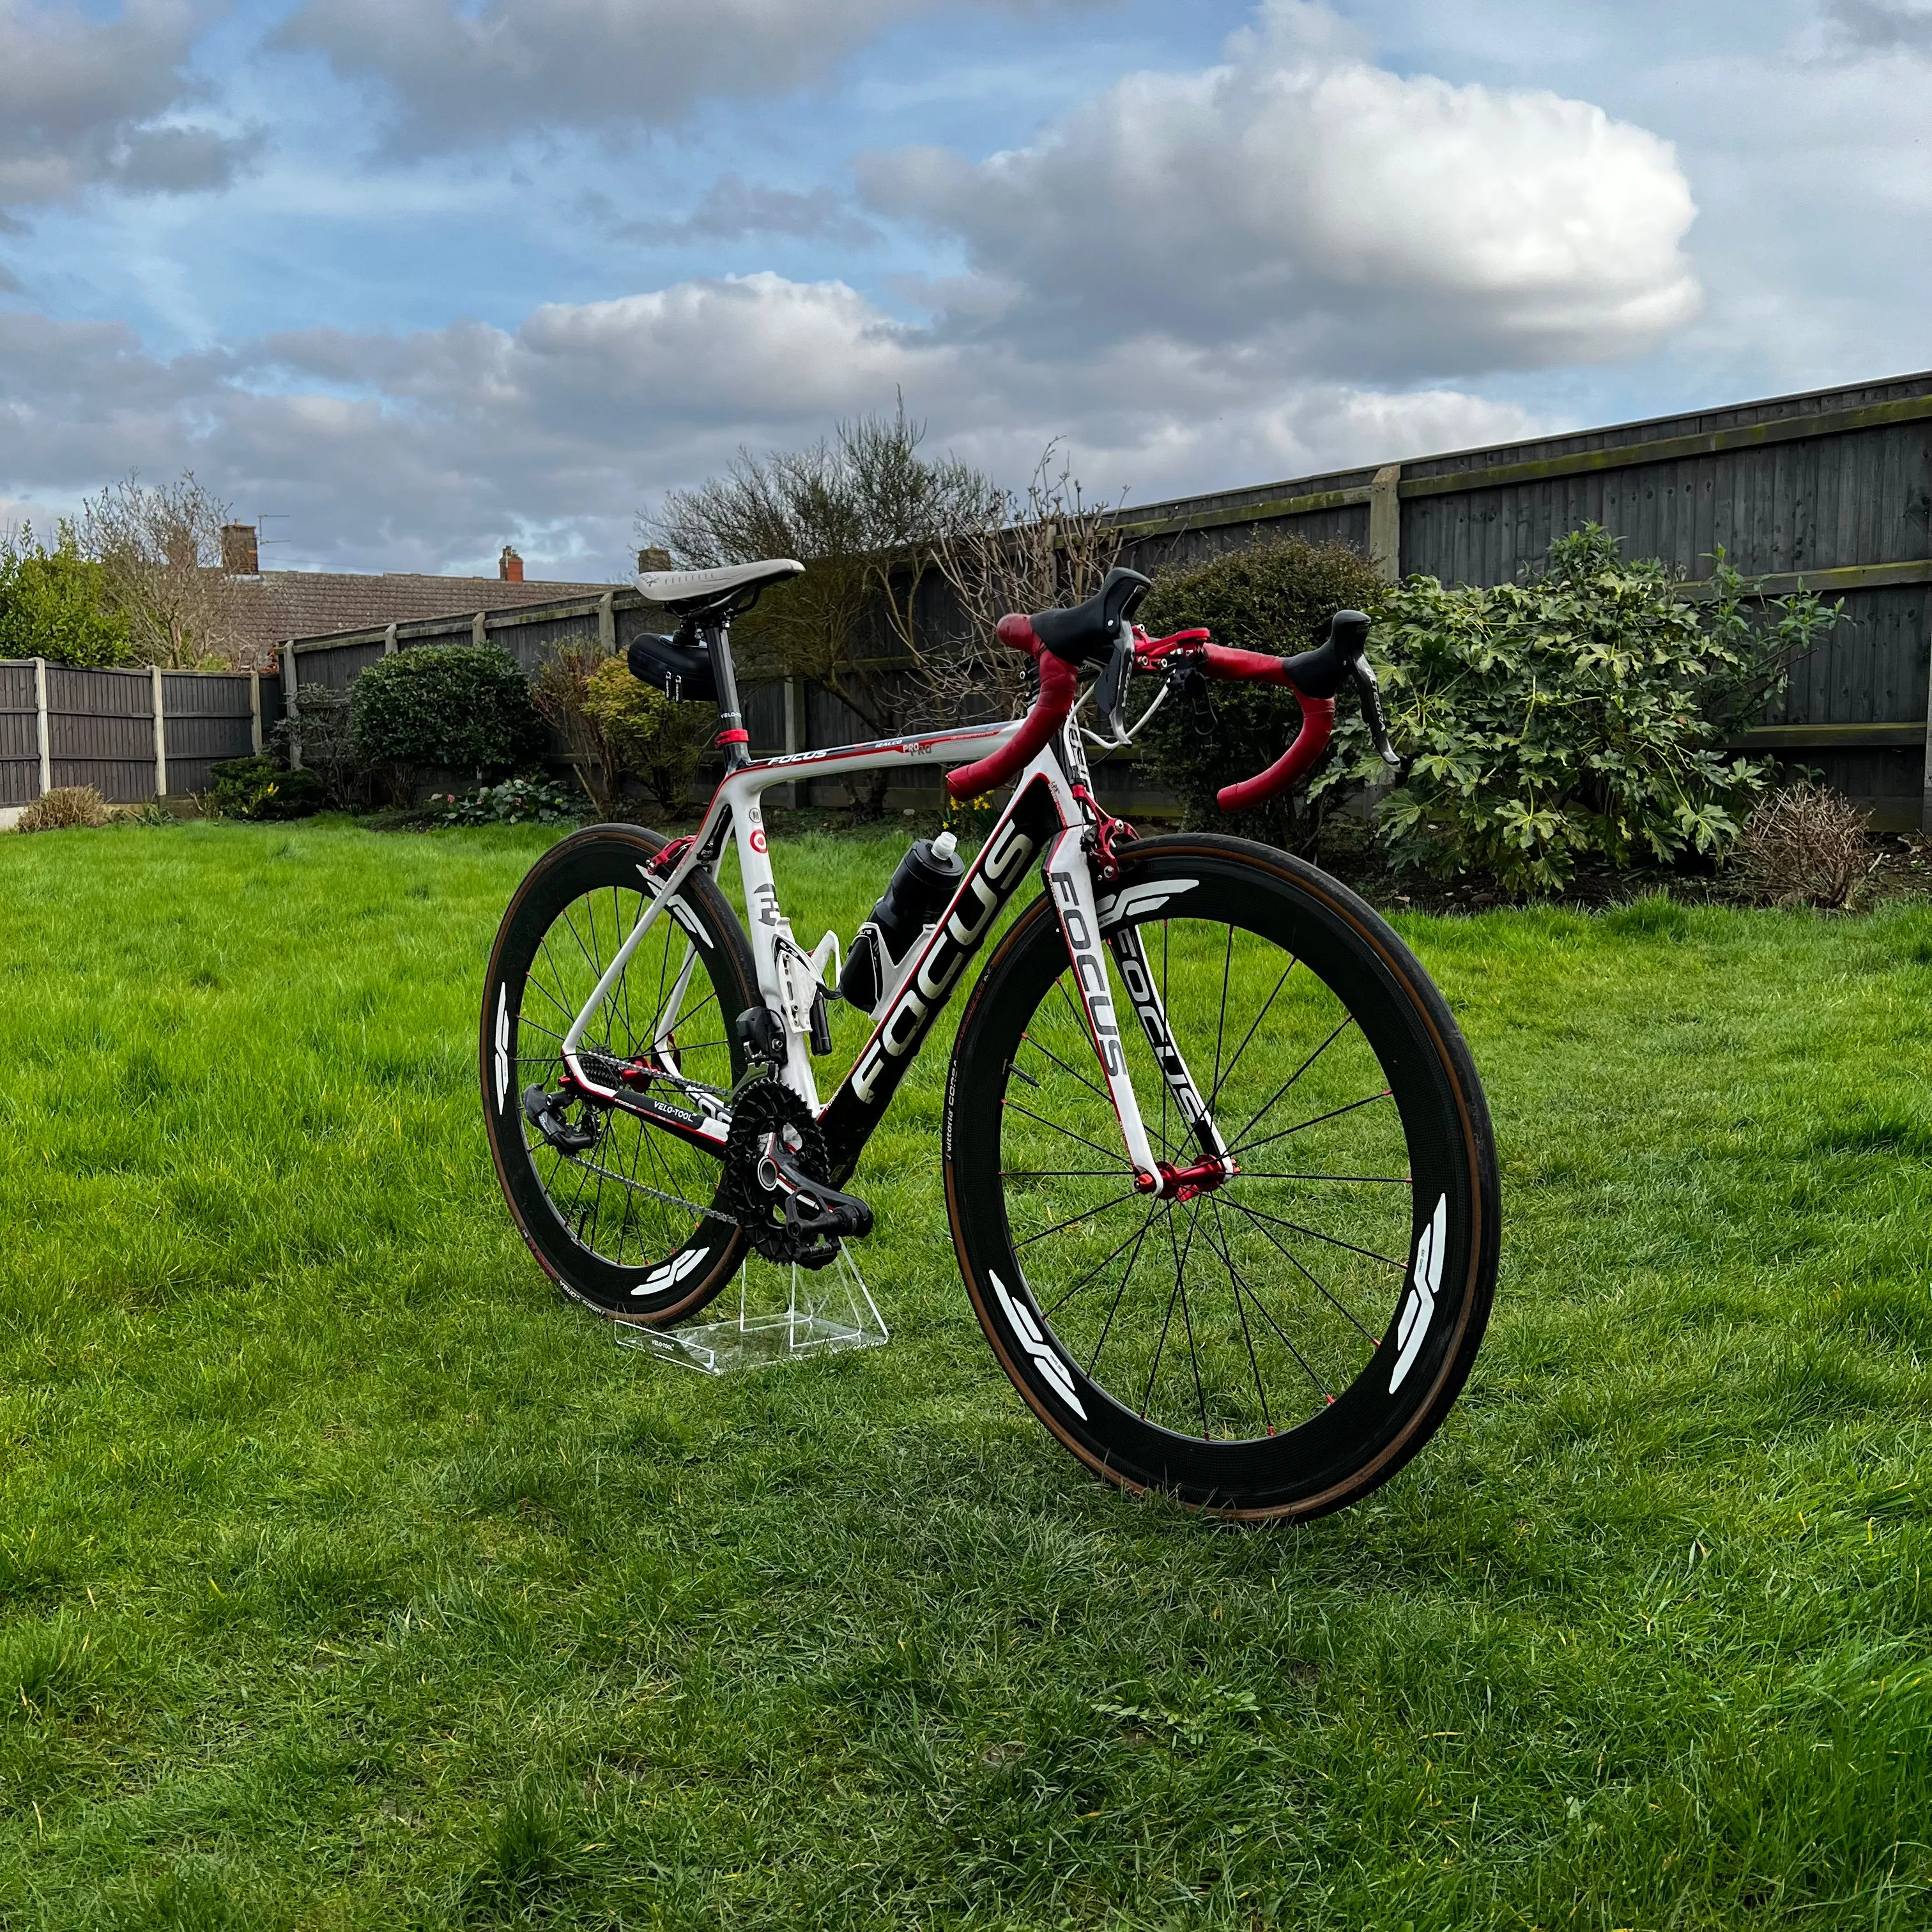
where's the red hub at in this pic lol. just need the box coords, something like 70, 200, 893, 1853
1136, 1156, 1238, 1203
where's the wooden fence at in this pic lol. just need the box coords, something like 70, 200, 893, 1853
272, 365, 1932, 827
0, 661, 280, 820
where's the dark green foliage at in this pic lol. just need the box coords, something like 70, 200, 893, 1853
1137, 537, 1387, 848
0, 524, 132, 668
426, 776, 579, 825
208, 756, 325, 820
272, 683, 362, 811
1335, 528, 1842, 891
350, 645, 546, 787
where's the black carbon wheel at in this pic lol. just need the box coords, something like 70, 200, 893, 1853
481, 824, 757, 1324
943, 834, 1498, 1521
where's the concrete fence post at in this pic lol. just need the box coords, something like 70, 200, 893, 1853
249, 671, 263, 754
280, 640, 301, 770
472, 611, 487, 647
1368, 464, 1402, 585
151, 664, 167, 797
32, 658, 50, 798
598, 592, 615, 655
383, 622, 397, 657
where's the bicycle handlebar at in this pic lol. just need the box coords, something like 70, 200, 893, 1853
943, 615, 1078, 802
943, 605, 1400, 812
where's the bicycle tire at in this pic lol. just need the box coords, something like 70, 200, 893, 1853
944, 833, 1498, 1521
481, 824, 757, 1324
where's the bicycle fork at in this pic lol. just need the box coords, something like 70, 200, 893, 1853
1039, 829, 1236, 1202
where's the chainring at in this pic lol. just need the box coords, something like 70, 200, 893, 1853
724, 1077, 839, 1268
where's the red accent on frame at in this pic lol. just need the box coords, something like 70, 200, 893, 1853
1133, 626, 1211, 663
1216, 690, 1335, 813
945, 650, 1077, 801
716, 728, 749, 747
749, 827, 768, 853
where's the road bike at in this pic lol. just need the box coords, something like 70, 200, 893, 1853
481, 558, 1499, 1520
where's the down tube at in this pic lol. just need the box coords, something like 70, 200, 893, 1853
818, 778, 1064, 1183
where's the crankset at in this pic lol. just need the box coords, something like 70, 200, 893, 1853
724, 1077, 873, 1270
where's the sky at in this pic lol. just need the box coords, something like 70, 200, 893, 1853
0, 0, 1928, 578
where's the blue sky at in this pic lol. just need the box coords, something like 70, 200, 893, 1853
1, 0, 1928, 576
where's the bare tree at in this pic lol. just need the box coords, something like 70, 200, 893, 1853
929, 443, 1123, 726
79, 471, 254, 668
644, 403, 990, 815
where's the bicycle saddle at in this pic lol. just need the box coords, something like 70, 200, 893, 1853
636, 557, 803, 614
1027, 566, 1153, 668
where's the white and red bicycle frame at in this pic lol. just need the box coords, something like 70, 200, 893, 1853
555, 654, 1238, 1201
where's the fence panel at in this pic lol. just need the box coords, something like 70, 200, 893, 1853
0, 663, 40, 806
162, 671, 257, 793
47, 665, 155, 801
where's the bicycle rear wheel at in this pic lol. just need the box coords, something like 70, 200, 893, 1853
944, 834, 1498, 1521
481, 824, 756, 1324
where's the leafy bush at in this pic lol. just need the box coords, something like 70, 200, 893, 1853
425, 778, 581, 825
1337, 528, 1842, 892
1731, 782, 1874, 909
1137, 538, 1388, 849
0, 525, 131, 668
352, 646, 546, 801
273, 683, 362, 810
208, 756, 325, 820
16, 785, 109, 832
584, 654, 712, 812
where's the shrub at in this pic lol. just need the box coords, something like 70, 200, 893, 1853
425, 778, 581, 825
584, 654, 712, 813
16, 785, 109, 832
352, 646, 546, 801
273, 683, 362, 810
1351, 529, 1841, 892
1731, 782, 1874, 909
208, 756, 325, 820
0, 525, 131, 667
1137, 538, 1388, 849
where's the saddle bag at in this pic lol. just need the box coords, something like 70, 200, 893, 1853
626, 631, 717, 704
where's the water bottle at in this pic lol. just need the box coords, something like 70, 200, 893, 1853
836, 831, 963, 1013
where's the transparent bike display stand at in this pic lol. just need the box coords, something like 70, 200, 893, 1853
613, 1244, 887, 1376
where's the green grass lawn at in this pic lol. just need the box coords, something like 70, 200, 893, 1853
1, 817, 1928, 1930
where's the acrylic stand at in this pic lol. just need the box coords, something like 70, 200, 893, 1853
613, 1244, 887, 1376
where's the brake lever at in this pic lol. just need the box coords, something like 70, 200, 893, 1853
1349, 655, 1404, 772
1092, 621, 1134, 744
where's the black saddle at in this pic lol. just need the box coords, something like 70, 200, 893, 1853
1029, 567, 1153, 668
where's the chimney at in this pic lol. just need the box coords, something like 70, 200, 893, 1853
221, 523, 259, 574
637, 546, 671, 574
498, 544, 524, 583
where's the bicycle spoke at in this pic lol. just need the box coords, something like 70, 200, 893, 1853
1045, 1210, 1159, 1317
1208, 956, 1294, 1111
1001, 1099, 1135, 1171
1088, 1208, 1158, 1377
1234, 1087, 1393, 1158
1221, 1198, 1381, 1344
1238, 1171, 1412, 1185
1230, 1013, 1356, 1149
1209, 1197, 1271, 1435
1014, 1190, 1140, 1248
1201, 1204, 1331, 1404
1223, 1196, 1406, 1272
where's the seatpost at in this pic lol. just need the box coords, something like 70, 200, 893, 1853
703, 616, 751, 770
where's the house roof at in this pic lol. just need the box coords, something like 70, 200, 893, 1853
231, 571, 620, 661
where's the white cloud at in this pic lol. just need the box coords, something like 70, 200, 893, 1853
0, 0, 259, 215
860, 0, 1701, 379
273, 0, 1116, 153
0, 271, 1542, 576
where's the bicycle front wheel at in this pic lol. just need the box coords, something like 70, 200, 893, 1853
944, 834, 1498, 1521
